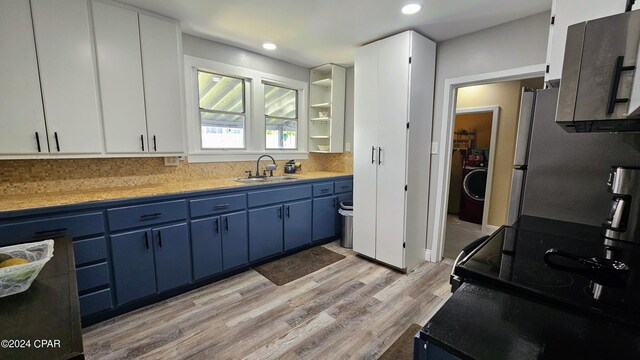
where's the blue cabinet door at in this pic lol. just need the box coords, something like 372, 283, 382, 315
335, 192, 353, 237
110, 230, 156, 305
313, 196, 337, 241
249, 205, 283, 261
190, 217, 223, 280
153, 223, 191, 293
221, 211, 249, 270
284, 199, 312, 251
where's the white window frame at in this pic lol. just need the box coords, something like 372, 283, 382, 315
184, 55, 308, 162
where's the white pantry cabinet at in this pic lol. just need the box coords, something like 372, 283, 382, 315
0, 0, 47, 155
353, 31, 435, 271
545, 0, 628, 83
93, 1, 184, 154
31, 0, 103, 154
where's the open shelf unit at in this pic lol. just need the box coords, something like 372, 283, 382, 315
309, 64, 346, 153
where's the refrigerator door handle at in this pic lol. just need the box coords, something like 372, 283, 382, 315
513, 88, 536, 167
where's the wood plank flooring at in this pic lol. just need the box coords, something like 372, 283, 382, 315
82, 242, 452, 360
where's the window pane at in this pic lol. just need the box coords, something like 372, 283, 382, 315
266, 118, 297, 149
264, 84, 297, 118
198, 71, 244, 113
201, 111, 245, 149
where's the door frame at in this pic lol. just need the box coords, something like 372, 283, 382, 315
454, 106, 500, 234
430, 64, 546, 263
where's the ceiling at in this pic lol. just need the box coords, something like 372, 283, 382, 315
117, 0, 552, 68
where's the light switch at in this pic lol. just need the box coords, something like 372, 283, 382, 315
431, 142, 439, 154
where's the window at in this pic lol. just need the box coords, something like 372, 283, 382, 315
265, 84, 298, 149
198, 71, 245, 149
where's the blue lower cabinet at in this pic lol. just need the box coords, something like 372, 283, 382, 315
153, 223, 191, 293
249, 205, 284, 261
190, 217, 223, 280
335, 193, 353, 237
313, 196, 337, 241
79, 288, 113, 316
221, 211, 249, 270
284, 200, 312, 251
111, 230, 157, 305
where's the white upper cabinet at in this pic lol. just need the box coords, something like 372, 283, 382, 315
309, 64, 346, 153
92, 1, 148, 153
0, 0, 47, 155
545, 0, 629, 82
139, 14, 185, 154
31, 0, 103, 154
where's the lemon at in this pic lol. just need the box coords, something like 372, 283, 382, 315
0, 258, 29, 268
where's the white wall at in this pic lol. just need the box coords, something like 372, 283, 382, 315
427, 12, 551, 250
182, 34, 309, 82
344, 67, 354, 152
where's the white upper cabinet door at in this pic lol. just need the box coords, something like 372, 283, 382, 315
92, 1, 148, 153
31, 0, 103, 154
546, 0, 628, 82
139, 14, 184, 153
0, 0, 48, 155
374, 32, 411, 269
352, 43, 380, 260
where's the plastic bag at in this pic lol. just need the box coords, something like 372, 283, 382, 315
338, 208, 353, 217
0, 240, 54, 298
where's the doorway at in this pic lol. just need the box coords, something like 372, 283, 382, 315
439, 77, 545, 260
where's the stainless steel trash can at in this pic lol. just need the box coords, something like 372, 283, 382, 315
339, 201, 353, 248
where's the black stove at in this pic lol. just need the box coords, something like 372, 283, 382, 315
455, 216, 640, 329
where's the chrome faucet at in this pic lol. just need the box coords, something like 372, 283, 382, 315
251, 155, 277, 178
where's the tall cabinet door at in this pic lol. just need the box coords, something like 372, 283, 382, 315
92, 1, 148, 153
190, 217, 223, 280
248, 205, 283, 262
153, 223, 191, 293
111, 230, 156, 305
221, 211, 249, 270
284, 199, 312, 250
353, 42, 380, 259
0, 0, 47, 155
375, 32, 411, 268
139, 14, 184, 153
31, 0, 103, 154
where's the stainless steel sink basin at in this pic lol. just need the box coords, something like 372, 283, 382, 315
235, 176, 298, 183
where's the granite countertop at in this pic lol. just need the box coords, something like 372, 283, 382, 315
0, 171, 351, 212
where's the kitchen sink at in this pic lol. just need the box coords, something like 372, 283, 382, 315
235, 176, 299, 183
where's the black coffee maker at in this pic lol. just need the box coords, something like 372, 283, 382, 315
602, 166, 640, 244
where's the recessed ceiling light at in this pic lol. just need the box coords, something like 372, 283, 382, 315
263, 42, 277, 50
401, 3, 422, 15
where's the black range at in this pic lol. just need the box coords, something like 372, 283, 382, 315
415, 216, 640, 360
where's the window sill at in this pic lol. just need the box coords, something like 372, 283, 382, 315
187, 151, 309, 163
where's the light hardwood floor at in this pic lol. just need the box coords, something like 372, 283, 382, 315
83, 242, 452, 360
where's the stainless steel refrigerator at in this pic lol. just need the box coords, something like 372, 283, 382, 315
507, 87, 640, 227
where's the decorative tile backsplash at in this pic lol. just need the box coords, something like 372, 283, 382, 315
0, 152, 353, 195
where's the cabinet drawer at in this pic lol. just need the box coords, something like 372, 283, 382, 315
0, 212, 104, 246
190, 194, 246, 218
248, 185, 311, 208
77, 263, 110, 292
334, 180, 353, 194
313, 183, 334, 197
73, 236, 107, 267
107, 200, 187, 231
79, 288, 113, 317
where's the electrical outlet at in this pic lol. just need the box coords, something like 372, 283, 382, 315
345, 142, 351, 152
164, 156, 180, 166
431, 142, 439, 154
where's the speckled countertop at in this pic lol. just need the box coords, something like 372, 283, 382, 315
0, 171, 351, 212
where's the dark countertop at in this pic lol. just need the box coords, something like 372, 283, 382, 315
0, 236, 83, 359
420, 282, 640, 360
